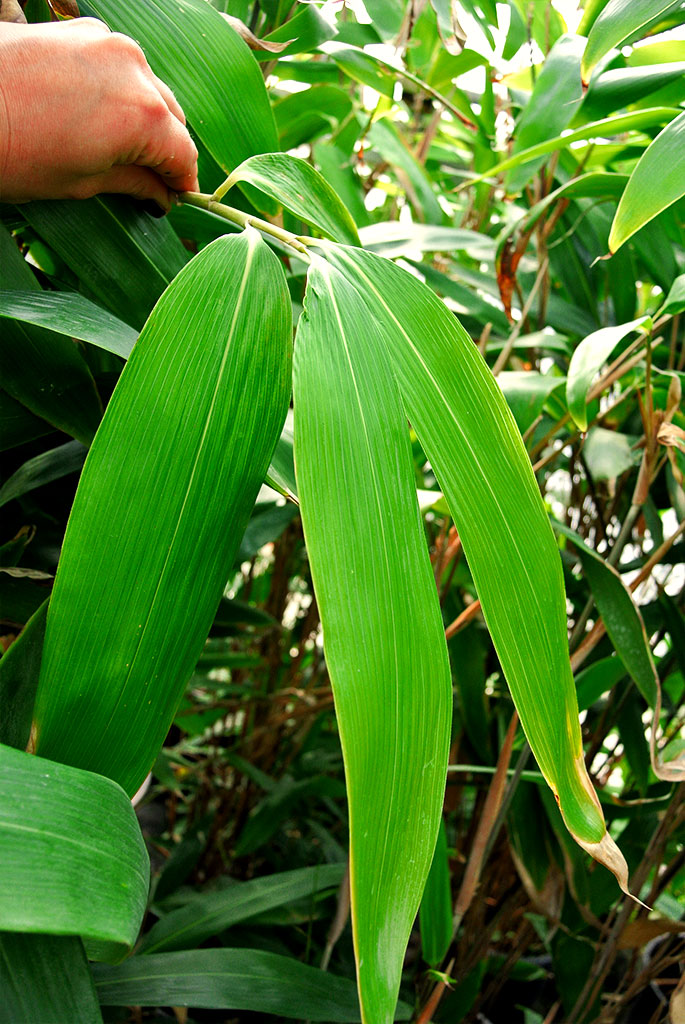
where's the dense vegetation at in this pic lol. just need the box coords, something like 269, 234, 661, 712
1, 1, 684, 1023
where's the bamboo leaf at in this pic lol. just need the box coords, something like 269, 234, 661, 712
319, 242, 632, 895
462, 108, 679, 192
0, 290, 138, 359
566, 317, 650, 430
33, 230, 292, 796
609, 110, 685, 252
0, 222, 102, 443
215, 154, 360, 245
0, 600, 48, 750
0, 743, 148, 962
140, 863, 345, 954
294, 258, 452, 1024
581, 0, 682, 82
92, 949, 413, 1021
81, 0, 279, 174
21, 196, 188, 330
506, 34, 585, 193
0, 441, 86, 509
419, 818, 453, 967
0, 934, 102, 1024
554, 521, 684, 782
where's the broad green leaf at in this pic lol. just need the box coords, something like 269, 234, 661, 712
21, 196, 188, 329
581, 62, 685, 119
33, 230, 292, 796
609, 111, 685, 251
583, 427, 637, 481
577, 0, 610, 37
0, 743, 148, 962
0, 441, 86, 509
0, 934, 102, 1024
258, 4, 336, 57
294, 258, 452, 1024
93, 949, 412, 1021
581, 0, 682, 82
506, 35, 585, 193
0, 600, 48, 750
498, 372, 565, 434
215, 154, 361, 245
0, 290, 138, 359
81, 0, 278, 172
567, 316, 650, 430
141, 863, 345, 954
419, 818, 452, 967
464, 108, 679, 191
0, 222, 102, 443
274, 84, 353, 151
319, 242, 632, 893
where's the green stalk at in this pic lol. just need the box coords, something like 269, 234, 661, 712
178, 191, 311, 260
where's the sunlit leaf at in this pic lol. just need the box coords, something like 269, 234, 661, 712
215, 153, 360, 245
567, 317, 650, 430
294, 257, 452, 1024
319, 242, 632, 894
581, 0, 682, 82
609, 111, 685, 252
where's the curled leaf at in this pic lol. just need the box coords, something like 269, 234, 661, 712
220, 13, 292, 53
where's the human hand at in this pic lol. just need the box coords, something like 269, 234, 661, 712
0, 17, 199, 210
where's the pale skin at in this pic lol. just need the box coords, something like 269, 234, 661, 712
0, 17, 199, 211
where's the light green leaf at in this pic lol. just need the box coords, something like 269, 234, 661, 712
506, 35, 585, 193
93, 949, 413, 1021
0, 290, 138, 359
33, 230, 292, 797
141, 863, 345, 954
81, 0, 278, 173
257, 4, 336, 58
463, 108, 678, 191
319, 242, 632, 895
583, 427, 637, 480
215, 154, 360, 245
609, 110, 685, 251
581, 62, 685, 119
498, 372, 565, 434
294, 258, 452, 1024
419, 818, 452, 967
0, 743, 148, 962
582, 0, 682, 82
369, 119, 444, 223
660, 273, 685, 315
567, 317, 650, 430
0, 934, 102, 1024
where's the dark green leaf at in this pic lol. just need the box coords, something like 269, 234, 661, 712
33, 230, 292, 796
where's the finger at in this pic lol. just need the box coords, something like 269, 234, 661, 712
151, 73, 186, 125
136, 111, 200, 193
73, 164, 173, 211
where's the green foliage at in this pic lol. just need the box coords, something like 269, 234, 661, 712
1, 1, 684, 1023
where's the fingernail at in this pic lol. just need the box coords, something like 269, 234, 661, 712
140, 199, 167, 219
